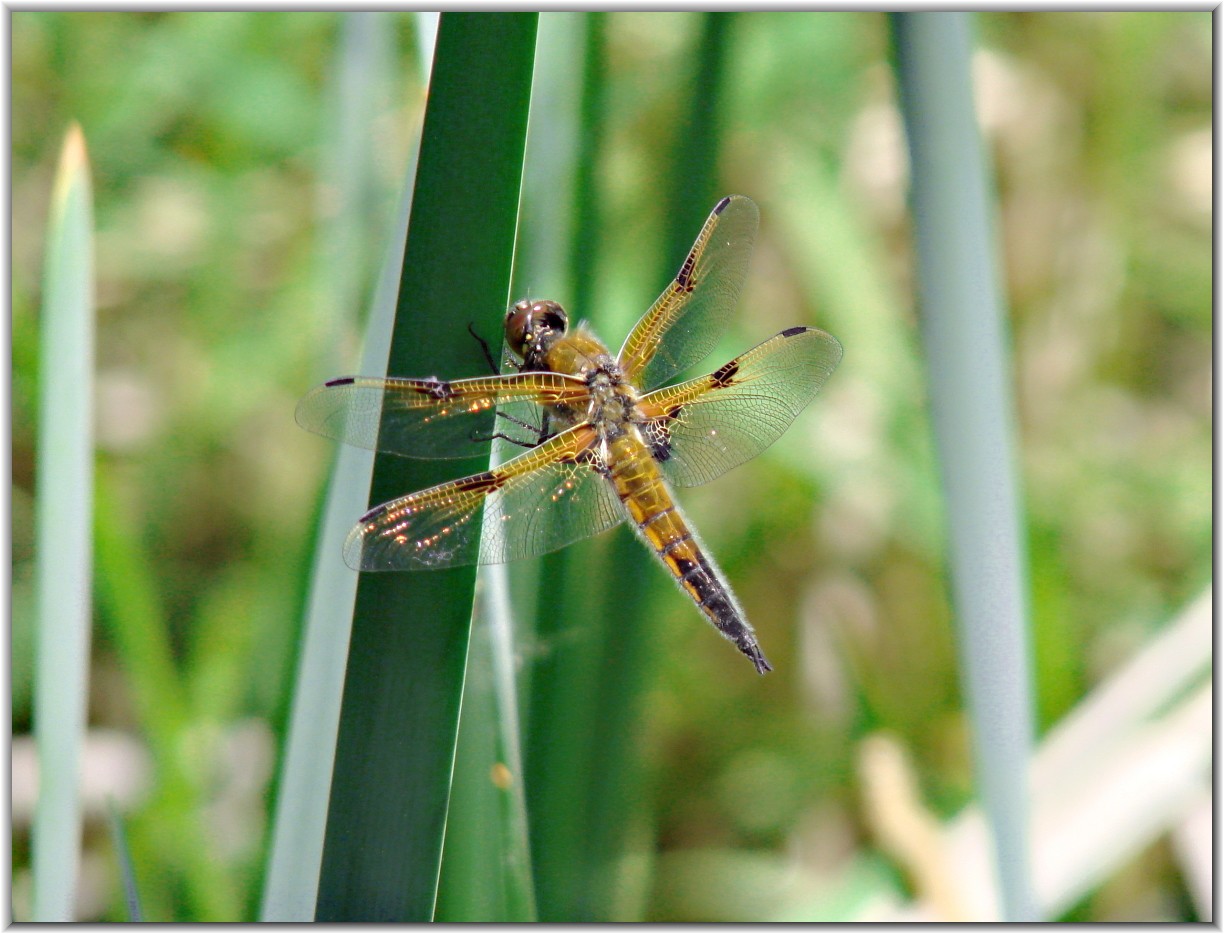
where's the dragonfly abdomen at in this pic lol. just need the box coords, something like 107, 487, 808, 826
608, 434, 772, 674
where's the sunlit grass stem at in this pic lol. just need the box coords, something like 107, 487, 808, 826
890, 11, 1038, 922
31, 125, 94, 922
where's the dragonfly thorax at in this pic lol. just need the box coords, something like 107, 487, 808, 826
583, 366, 639, 438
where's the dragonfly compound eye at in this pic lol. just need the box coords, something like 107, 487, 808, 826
505, 299, 568, 357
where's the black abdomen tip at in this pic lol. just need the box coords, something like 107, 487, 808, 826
751, 650, 773, 674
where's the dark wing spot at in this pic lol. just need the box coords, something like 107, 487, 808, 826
454, 471, 506, 493
675, 251, 698, 292
711, 360, 740, 387
325, 376, 356, 387
713, 196, 731, 215
359, 502, 389, 523
645, 416, 675, 462
419, 377, 455, 400
781, 325, 810, 338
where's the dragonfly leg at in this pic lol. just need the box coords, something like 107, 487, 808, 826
467, 322, 514, 376
470, 410, 553, 449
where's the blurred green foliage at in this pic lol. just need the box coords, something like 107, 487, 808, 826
11, 10, 1210, 922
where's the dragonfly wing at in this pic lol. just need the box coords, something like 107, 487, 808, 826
636, 326, 843, 488
345, 423, 625, 570
617, 195, 759, 391
295, 371, 589, 458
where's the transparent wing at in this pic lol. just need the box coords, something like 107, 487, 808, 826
617, 194, 759, 391
344, 423, 625, 570
635, 326, 843, 488
295, 371, 589, 458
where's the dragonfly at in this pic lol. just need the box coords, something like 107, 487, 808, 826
296, 195, 842, 674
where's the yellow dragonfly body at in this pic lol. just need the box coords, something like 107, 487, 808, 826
296, 195, 842, 673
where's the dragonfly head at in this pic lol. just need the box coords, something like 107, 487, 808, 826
505, 299, 568, 361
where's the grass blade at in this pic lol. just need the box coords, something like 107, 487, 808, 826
945, 592, 1208, 920
310, 12, 401, 366
433, 573, 537, 920
314, 13, 538, 921
432, 13, 594, 920
852, 591, 1211, 921
106, 798, 143, 922
261, 176, 417, 922
520, 13, 613, 920
523, 14, 739, 921
890, 12, 1038, 921
260, 14, 418, 920
94, 472, 243, 920
30, 124, 94, 922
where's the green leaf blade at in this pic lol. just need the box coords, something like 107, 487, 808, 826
314, 13, 539, 922
31, 123, 95, 922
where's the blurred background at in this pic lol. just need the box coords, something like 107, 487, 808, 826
11, 11, 1211, 922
